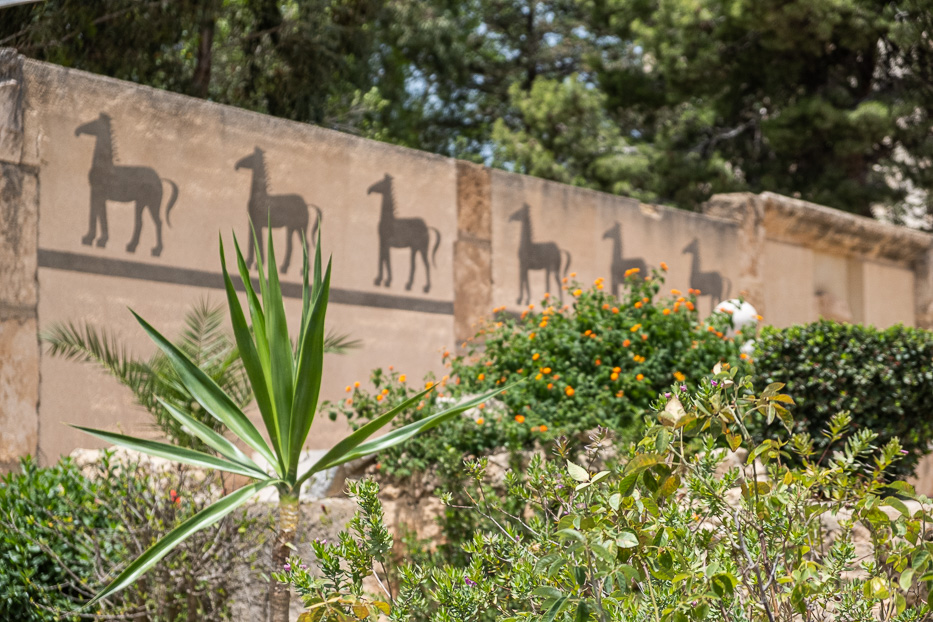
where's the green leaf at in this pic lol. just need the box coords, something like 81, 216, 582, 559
616, 531, 638, 549
288, 260, 332, 474
70, 425, 271, 480
557, 529, 585, 542
222, 236, 280, 464
532, 587, 564, 601
132, 310, 278, 470
262, 226, 296, 469
541, 596, 569, 622
657, 474, 681, 498
89, 480, 274, 605
900, 567, 916, 591
567, 461, 589, 482
882, 497, 912, 518
298, 384, 436, 486
624, 453, 661, 476
156, 398, 265, 476
318, 384, 517, 469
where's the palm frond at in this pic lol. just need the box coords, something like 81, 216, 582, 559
323, 330, 362, 355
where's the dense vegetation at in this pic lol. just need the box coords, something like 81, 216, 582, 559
3, 0, 932, 219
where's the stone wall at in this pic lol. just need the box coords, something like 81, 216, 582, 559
1, 50, 932, 467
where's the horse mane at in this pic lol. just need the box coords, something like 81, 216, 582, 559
255, 152, 270, 193
387, 179, 397, 216
106, 120, 119, 163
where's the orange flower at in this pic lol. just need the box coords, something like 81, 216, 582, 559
611, 307, 619, 314
740, 353, 748, 360
642, 334, 648, 340
539, 424, 549, 432
643, 297, 650, 303
478, 373, 485, 381
535, 373, 543, 380
622, 339, 630, 347
376, 395, 383, 401
615, 390, 625, 398
596, 283, 604, 290
565, 386, 575, 397
539, 320, 548, 328
476, 417, 484, 425
707, 325, 715, 332
660, 262, 669, 271
515, 414, 525, 424
547, 383, 553, 389
570, 272, 577, 278
532, 352, 540, 361
399, 374, 407, 383
630, 324, 642, 332
354, 381, 360, 388
595, 359, 602, 365
686, 301, 695, 311
544, 292, 551, 299
624, 267, 641, 277
670, 289, 681, 296
542, 367, 552, 374
636, 374, 644, 381
529, 332, 536, 340
345, 398, 353, 406
562, 277, 568, 284
756, 314, 763, 321
674, 302, 681, 311
602, 303, 610, 310
674, 371, 686, 382
662, 309, 671, 316
443, 350, 451, 359
426, 381, 435, 389
345, 385, 352, 393
573, 288, 582, 297
584, 329, 592, 336
382, 388, 389, 395
610, 372, 619, 381
634, 301, 643, 309
613, 366, 621, 373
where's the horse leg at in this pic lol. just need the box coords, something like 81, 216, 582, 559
421, 247, 431, 294
517, 267, 526, 305
126, 201, 144, 253
405, 248, 416, 291
281, 228, 293, 273
374, 242, 384, 286
150, 202, 163, 257
384, 246, 392, 287
82, 190, 103, 246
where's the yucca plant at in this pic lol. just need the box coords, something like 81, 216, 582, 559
74, 231, 504, 621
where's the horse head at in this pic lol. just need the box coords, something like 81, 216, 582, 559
602, 221, 620, 240
508, 203, 531, 223
367, 173, 392, 196
75, 112, 110, 137
682, 238, 699, 255
235, 147, 263, 171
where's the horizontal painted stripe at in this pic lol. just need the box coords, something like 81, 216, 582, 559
38, 249, 454, 316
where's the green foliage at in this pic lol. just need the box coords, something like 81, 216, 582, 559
286, 372, 933, 621
331, 270, 748, 480
0, 454, 261, 621
5, 1, 931, 216
752, 319, 933, 477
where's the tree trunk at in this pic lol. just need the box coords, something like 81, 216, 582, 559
269, 493, 299, 622
191, 1, 216, 98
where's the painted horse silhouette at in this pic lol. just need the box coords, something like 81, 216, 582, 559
75, 113, 178, 256
682, 238, 730, 306
367, 173, 441, 293
603, 221, 647, 296
235, 147, 322, 274
509, 203, 571, 306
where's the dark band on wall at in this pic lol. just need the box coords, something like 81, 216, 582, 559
37, 249, 454, 316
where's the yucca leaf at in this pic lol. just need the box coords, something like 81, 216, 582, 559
263, 226, 296, 467
288, 260, 332, 474
298, 384, 435, 486
88, 480, 275, 606
157, 398, 266, 476
297, 233, 312, 356
71, 426, 269, 480
233, 235, 271, 379
319, 384, 516, 470
131, 311, 278, 469
222, 237, 282, 465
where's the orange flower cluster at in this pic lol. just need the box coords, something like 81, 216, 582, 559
514, 414, 525, 424
565, 386, 575, 397
624, 267, 641, 278
673, 371, 686, 382
660, 262, 669, 271
632, 354, 646, 363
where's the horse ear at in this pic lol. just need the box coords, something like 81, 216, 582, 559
99, 112, 111, 121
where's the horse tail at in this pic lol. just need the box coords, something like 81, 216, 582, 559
162, 178, 179, 227
430, 226, 441, 268
723, 276, 732, 301
310, 204, 323, 241
562, 249, 572, 277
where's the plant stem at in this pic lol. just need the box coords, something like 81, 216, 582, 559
270, 492, 300, 622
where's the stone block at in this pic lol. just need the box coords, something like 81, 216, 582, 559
0, 49, 23, 165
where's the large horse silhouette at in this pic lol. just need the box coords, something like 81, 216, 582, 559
603, 221, 647, 296
75, 113, 178, 256
509, 203, 571, 306
367, 173, 441, 293
234, 147, 322, 274
682, 238, 730, 306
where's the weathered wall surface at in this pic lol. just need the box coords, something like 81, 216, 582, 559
2, 52, 933, 466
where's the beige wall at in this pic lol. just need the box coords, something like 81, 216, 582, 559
2, 52, 933, 466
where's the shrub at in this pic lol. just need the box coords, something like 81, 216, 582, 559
0, 454, 263, 621
287, 371, 933, 621
330, 269, 749, 480
752, 319, 933, 477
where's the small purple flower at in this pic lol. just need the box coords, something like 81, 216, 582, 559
680, 384, 687, 392
711, 380, 718, 387
901, 450, 909, 455
283, 563, 292, 572
299, 564, 308, 570
556, 484, 563, 489
664, 392, 671, 398
465, 577, 477, 587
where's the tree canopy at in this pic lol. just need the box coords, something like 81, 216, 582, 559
3, 0, 931, 221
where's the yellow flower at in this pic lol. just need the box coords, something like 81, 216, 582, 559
535, 373, 543, 380
674, 371, 686, 382
670, 289, 681, 296
573, 288, 582, 297
630, 324, 642, 332
399, 374, 407, 383
476, 417, 484, 425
